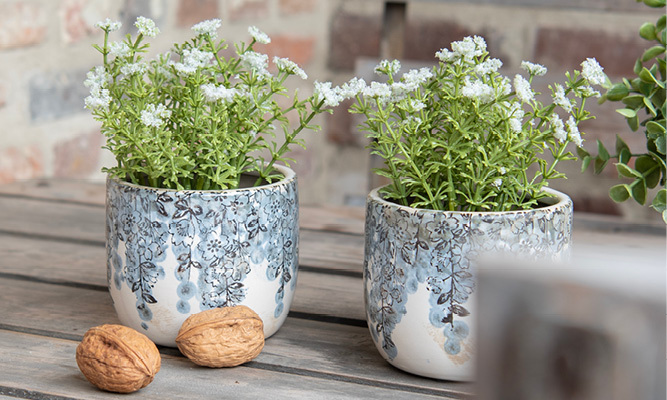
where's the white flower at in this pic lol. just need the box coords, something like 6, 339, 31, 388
338, 77, 367, 99
174, 48, 214, 75
497, 76, 512, 96
84, 66, 111, 90
566, 116, 583, 147
461, 78, 495, 104
109, 41, 131, 58
499, 167, 507, 175
240, 51, 270, 77
140, 104, 171, 128
580, 85, 601, 98
375, 59, 401, 76
410, 100, 426, 112
121, 62, 147, 76
84, 88, 111, 111
192, 19, 221, 39
363, 81, 392, 102
513, 74, 534, 103
552, 84, 573, 113
475, 58, 502, 76
135, 16, 159, 38
451, 36, 486, 61
95, 18, 122, 32
273, 57, 307, 79
314, 81, 344, 107
201, 83, 237, 103
551, 114, 567, 143
401, 67, 433, 90
435, 48, 456, 62
491, 178, 502, 188
520, 61, 547, 77
581, 58, 605, 86
248, 26, 271, 44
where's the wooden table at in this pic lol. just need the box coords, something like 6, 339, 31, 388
0, 180, 664, 399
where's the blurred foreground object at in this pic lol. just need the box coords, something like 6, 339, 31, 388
477, 253, 665, 400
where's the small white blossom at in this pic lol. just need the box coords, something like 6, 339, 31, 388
121, 62, 147, 76
552, 84, 573, 113
192, 19, 221, 39
240, 51, 270, 77
497, 77, 512, 97
363, 81, 392, 102
174, 48, 214, 76
84, 66, 111, 90
314, 81, 344, 107
435, 48, 456, 62
580, 85, 601, 98
84, 88, 111, 111
201, 83, 237, 103
491, 178, 503, 188
140, 104, 171, 128
338, 77, 367, 99
95, 18, 122, 32
451, 36, 486, 61
461, 78, 495, 104
499, 167, 507, 175
135, 16, 159, 38
401, 67, 433, 90
248, 26, 271, 44
513, 74, 534, 103
273, 57, 307, 79
475, 58, 502, 76
520, 61, 547, 77
581, 58, 605, 86
551, 114, 567, 143
109, 41, 131, 58
375, 59, 401, 76
410, 100, 426, 112
566, 116, 583, 147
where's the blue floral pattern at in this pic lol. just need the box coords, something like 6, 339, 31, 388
106, 170, 299, 333
364, 188, 572, 360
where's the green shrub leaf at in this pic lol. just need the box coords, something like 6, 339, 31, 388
640, 22, 657, 40
606, 83, 629, 101
616, 108, 637, 118
597, 140, 610, 161
642, 45, 666, 62
616, 162, 642, 178
632, 181, 647, 205
609, 184, 631, 202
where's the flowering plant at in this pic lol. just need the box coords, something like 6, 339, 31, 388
85, 17, 328, 190
332, 36, 607, 211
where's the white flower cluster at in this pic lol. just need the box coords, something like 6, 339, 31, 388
507, 102, 525, 134
580, 58, 605, 86
84, 66, 112, 111
240, 51, 270, 77
550, 114, 567, 143
174, 48, 214, 76
314, 81, 345, 107
513, 74, 534, 103
121, 62, 148, 76
109, 41, 131, 58
135, 16, 159, 38
248, 26, 271, 44
446, 36, 487, 62
375, 59, 401, 76
520, 61, 547, 77
566, 116, 583, 147
552, 84, 572, 113
462, 78, 495, 104
95, 18, 122, 32
474, 58, 502, 76
140, 104, 171, 128
201, 84, 238, 103
274, 57, 307, 80
192, 19, 221, 40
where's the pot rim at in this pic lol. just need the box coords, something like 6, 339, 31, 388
107, 164, 296, 194
367, 186, 572, 216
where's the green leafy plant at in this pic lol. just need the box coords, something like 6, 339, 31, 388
85, 17, 329, 190
578, 0, 666, 222
328, 36, 606, 211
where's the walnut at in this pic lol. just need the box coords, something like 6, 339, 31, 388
75, 324, 161, 393
175, 305, 265, 367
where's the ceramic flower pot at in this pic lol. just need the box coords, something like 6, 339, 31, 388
363, 187, 573, 381
106, 165, 299, 347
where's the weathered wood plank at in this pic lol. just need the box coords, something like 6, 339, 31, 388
0, 278, 472, 397
0, 330, 464, 399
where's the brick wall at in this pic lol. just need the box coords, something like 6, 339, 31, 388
0, 0, 662, 221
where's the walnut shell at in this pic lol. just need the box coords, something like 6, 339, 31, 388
176, 305, 264, 367
76, 324, 161, 393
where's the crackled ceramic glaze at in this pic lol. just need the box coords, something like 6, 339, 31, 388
106, 165, 299, 347
363, 187, 573, 381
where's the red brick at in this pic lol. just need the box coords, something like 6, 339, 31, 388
0, 146, 43, 184
176, 0, 219, 28
569, 193, 622, 216
53, 131, 103, 178
0, 2, 47, 50
328, 11, 381, 71
279, 0, 317, 15
256, 34, 316, 68
227, 0, 269, 21
60, 0, 96, 44
534, 28, 645, 78
325, 98, 360, 146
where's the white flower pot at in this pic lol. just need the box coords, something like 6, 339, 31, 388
363, 187, 573, 381
106, 165, 299, 346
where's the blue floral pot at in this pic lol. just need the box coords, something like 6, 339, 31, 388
106, 165, 299, 347
364, 187, 572, 381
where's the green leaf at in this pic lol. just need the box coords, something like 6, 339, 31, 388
594, 157, 608, 174
655, 134, 666, 154
642, 0, 666, 8
642, 45, 666, 62
606, 83, 629, 101
621, 94, 644, 108
576, 146, 590, 158
628, 114, 640, 131
639, 67, 660, 85
652, 189, 667, 212
640, 22, 657, 41
634, 59, 643, 75
597, 140, 610, 161
615, 135, 630, 155
616, 162, 642, 178
632, 180, 647, 205
619, 148, 632, 164
657, 15, 666, 32
581, 156, 592, 172
646, 121, 666, 135
609, 184, 631, 202
643, 96, 659, 116
616, 108, 637, 118
635, 155, 657, 173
